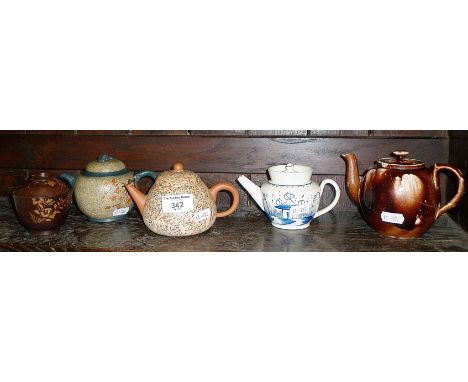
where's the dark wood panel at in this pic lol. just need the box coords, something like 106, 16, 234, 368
199, 173, 250, 210
448, 136, 468, 231
370, 130, 448, 137
132, 130, 362, 136
0, 169, 28, 195
449, 130, 468, 139
247, 130, 308, 136
9, 129, 450, 137
79, 130, 188, 136
27, 130, 75, 134
190, 130, 308, 136
76, 130, 130, 135
0, 130, 26, 134
0, 135, 449, 175
189, 130, 247, 135
130, 130, 189, 135
307, 130, 369, 137
28, 169, 79, 177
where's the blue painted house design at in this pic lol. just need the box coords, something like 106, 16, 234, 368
266, 191, 316, 225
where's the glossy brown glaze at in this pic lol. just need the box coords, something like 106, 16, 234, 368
360, 168, 440, 238
433, 163, 465, 218
12, 173, 73, 235
342, 152, 465, 238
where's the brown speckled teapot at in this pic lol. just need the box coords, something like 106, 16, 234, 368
126, 162, 240, 237
342, 150, 465, 238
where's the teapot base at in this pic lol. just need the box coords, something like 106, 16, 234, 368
272, 222, 310, 230
28, 228, 60, 236
87, 215, 128, 223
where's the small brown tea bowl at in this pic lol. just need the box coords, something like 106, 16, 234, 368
12, 173, 73, 235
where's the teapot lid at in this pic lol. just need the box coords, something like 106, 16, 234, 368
83, 154, 128, 176
377, 151, 425, 170
268, 163, 313, 185
155, 162, 205, 188
162, 162, 197, 178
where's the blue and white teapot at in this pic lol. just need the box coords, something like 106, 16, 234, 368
237, 163, 340, 230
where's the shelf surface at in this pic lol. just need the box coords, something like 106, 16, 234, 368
0, 198, 467, 252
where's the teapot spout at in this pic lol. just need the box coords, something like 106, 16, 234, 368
237, 175, 264, 212
125, 184, 147, 215
341, 153, 361, 206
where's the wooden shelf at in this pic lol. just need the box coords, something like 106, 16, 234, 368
1, 198, 467, 252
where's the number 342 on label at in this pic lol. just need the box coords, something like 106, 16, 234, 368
162, 194, 194, 213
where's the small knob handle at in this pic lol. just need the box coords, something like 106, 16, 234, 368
392, 150, 409, 162
284, 163, 294, 172
97, 154, 113, 163
173, 162, 184, 172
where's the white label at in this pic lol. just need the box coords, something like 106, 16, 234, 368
162, 194, 194, 213
290, 204, 309, 215
113, 207, 129, 216
194, 208, 211, 223
381, 211, 404, 224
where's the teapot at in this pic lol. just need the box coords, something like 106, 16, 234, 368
341, 150, 465, 238
60, 154, 156, 222
125, 162, 240, 236
12, 172, 73, 235
237, 163, 340, 230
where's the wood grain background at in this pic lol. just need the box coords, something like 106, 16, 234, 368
1, 130, 461, 226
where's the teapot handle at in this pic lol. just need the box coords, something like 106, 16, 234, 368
209, 182, 240, 218
134, 170, 157, 184
314, 179, 341, 218
433, 163, 465, 219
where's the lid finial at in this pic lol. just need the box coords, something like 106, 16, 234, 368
284, 163, 294, 173
84, 154, 127, 175
392, 151, 409, 163
97, 154, 113, 163
377, 150, 424, 169
173, 162, 184, 172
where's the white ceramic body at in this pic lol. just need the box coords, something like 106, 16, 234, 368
260, 179, 340, 230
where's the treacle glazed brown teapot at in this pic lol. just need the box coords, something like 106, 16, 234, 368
341, 150, 465, 238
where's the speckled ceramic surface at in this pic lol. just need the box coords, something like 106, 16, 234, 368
85, 156, 126, 173
143, 168, 217, 236
126, 162, 239, 237
74, 173, 134, 220
60, 154, 145, 222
